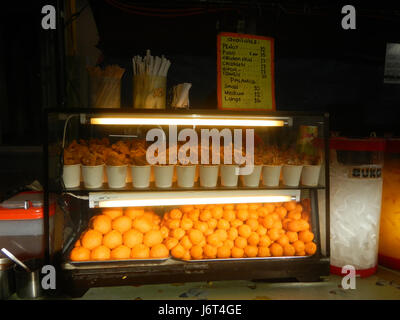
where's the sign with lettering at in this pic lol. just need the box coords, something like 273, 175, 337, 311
348, 165, 382, 179
217, 32, 275, 110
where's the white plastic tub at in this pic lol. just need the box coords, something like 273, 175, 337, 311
176, 165, 196, 188
82, 164, 104, 189
301, 165, 321, 186
62, 164, 81, 188
241, 165, 262, 187
262, 165, 282, 187
199, 165, 219, 187
154, 165, 175, 188
106, 165, 128, 188
220, 165, 239, 187
282, 165, 303, 186
131, 165, 151, 188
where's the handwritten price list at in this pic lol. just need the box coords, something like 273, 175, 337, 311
217, 33, 275, 110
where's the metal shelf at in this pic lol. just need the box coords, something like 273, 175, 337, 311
62, 182, 326, 195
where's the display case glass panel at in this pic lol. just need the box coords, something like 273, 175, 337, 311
44, 109, 329, 289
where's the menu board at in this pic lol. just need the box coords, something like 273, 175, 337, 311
217, 32, 275, 110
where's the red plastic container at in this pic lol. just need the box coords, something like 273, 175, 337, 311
0, 192, 55, 261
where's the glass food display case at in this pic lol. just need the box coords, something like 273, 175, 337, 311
44, 109, 330, 297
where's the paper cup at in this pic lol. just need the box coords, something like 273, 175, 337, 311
154, 165, 174, 188
241, 165, 262, 187
62, 164, 81, 188
262, 165, 282, 187
220, 165, 239, 187
106, 165, 128, 188
176, 165, 196, 188
199, 165, 219, 188
301, 165, 321, 186
131, 165, 151, 188
282, 165, 303, 187
82, 164, 104, 189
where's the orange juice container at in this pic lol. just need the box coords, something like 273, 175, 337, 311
379, 139, 400, 270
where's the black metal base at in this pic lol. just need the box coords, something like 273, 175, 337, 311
64, 287, 89, 299
58, 256, 330, 297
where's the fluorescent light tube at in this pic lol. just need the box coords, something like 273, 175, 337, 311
98, 195, 294, 208
90, 117, 287, 127
89, 190, 299, 208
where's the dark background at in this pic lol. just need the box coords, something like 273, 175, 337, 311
0, 0, 400, 196
90, 1, 400, 138
2, 1, 400, 145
